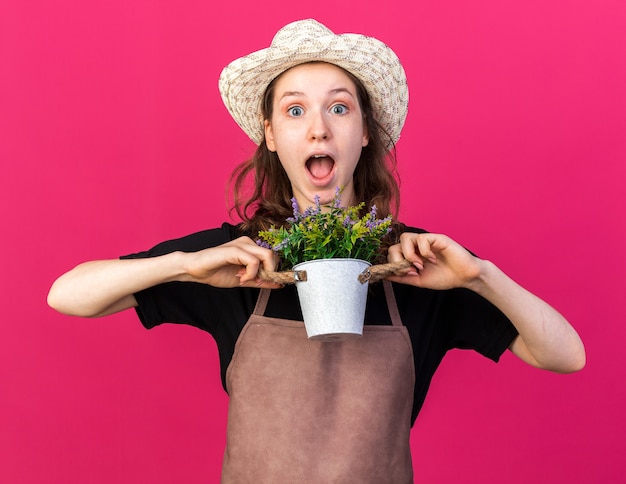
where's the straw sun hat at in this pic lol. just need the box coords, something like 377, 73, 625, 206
218, 19, 408, 148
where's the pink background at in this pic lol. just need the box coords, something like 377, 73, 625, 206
2, 0, 624, 482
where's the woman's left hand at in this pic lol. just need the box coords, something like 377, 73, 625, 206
386, 231, 586, 373
385, 232, 485, 290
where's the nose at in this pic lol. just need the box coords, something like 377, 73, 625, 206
308, 111, 329, 141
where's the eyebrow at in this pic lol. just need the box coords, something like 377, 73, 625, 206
279, 87, 355, 100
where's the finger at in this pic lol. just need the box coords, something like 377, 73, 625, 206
260, 250, 279, 273
398, 233, 426, 270
410, 234, 438, 264
239, 257, 263, 284
228, 239, 278, 284
387, 243, 404, 262
386, 243, 419, 276
384, 271, 425, 287
225, 249, 263, 285
239, 238, 279, 273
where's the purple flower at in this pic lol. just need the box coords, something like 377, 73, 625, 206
303, 196, 322, 217
256, 239, 271, 249
273, 238, 290, 251
333, 187, 342, 208
291, 197, 301, 220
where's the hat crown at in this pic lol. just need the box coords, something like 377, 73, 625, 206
271, 19, 334, 47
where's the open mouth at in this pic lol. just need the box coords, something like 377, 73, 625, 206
306, 154, 335, 181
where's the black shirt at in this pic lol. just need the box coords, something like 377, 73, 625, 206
121, 222, 518, 425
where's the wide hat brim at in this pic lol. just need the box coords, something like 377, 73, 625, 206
218, 19, 408, 148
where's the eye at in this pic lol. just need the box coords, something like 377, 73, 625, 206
288, 106, 303, 117
331, 104, 348, 115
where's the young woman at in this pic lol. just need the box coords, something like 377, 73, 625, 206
48, 19, 585, 482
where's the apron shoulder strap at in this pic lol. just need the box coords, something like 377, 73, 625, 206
382, 280, 403, 327
254, 282, 403, 327
253, 289, 272, 316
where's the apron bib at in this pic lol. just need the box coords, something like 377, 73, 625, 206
222, 281, 415, 483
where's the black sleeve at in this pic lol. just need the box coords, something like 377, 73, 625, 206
442, 288, 518, 362
120, 223, 268, 392
119, 223, 245, 333
399, 225, 518, 363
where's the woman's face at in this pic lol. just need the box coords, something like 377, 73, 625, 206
264, 62, 369, 210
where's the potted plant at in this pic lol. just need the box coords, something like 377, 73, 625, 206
257, 188, 393, 341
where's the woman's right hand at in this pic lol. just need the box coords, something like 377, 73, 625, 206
182, 236, 280, 288
47, 236, 280, 318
